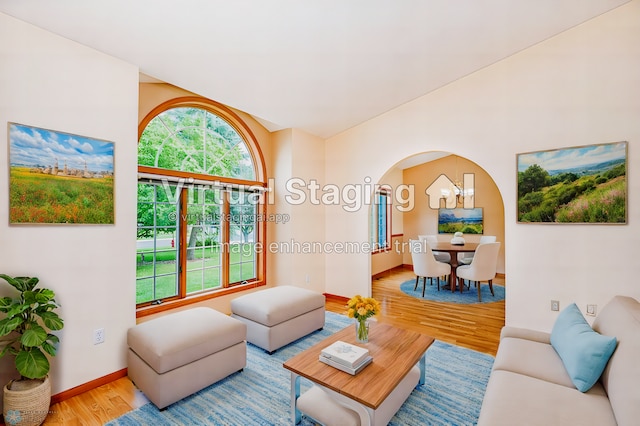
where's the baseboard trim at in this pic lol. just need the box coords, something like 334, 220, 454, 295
323, 293, 349, 304
50, 368, 128, 405
372, 265, 406, 280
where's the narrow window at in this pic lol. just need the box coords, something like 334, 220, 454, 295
371, 189, 391, 252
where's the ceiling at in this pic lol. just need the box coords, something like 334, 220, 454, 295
0, 0, 629, 139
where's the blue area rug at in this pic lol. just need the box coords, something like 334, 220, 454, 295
108, 312, 494, 426
400, 278, 505, 304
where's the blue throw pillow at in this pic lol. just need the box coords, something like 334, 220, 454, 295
550, 303, 617, 392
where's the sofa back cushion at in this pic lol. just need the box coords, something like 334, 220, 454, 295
592, 296, 640, 426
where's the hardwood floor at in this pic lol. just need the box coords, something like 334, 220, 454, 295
43, 378, 148, 425
42, 267, 504, 425
330, 267, 505, 356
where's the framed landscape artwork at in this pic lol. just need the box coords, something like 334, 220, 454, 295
438, 208, 483, 234
8, 122, 115, 225
517, 141, 627, 224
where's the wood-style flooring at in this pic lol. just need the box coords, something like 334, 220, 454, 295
372, 267, 504, 355
42, 267, 505, 425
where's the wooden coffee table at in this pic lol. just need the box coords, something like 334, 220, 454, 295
283, 321, 434, 425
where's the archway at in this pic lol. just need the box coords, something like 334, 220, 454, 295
370, 151, 505, 282
366, 151, 506, 353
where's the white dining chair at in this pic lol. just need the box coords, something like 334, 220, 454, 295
458, 235, 497, 265
456, 242, 501, 302
418, 234, 451, 263
410, 239, 451, 296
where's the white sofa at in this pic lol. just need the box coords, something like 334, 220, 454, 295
478, 295, 640, 426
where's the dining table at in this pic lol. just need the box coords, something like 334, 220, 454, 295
429, 242, 479, 292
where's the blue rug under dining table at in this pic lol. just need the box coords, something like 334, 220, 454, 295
400, 278, 505, 304
107, 312, 494, 425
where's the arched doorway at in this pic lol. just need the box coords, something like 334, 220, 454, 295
371, 151, 505, 276
369, 151, 506, 354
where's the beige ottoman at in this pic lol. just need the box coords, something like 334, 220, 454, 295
231, 286, 325, 353
127, 307, 246, 409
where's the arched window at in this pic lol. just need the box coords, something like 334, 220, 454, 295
136, 97, 266, 314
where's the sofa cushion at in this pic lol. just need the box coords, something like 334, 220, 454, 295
477, 370, 616, 426
550, 303, 617, 392
500, 326, 551, 344
493, 337, 575, 388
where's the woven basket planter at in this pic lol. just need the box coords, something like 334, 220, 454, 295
3, 376, 51, 426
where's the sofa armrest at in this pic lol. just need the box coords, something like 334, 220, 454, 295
500, 326, 551, 344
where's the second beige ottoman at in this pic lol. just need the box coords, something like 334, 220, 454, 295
231, 286, 325, 353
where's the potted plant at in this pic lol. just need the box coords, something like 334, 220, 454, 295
0, 274, 64, 426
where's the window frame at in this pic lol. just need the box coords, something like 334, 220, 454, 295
136, 97, 267, 317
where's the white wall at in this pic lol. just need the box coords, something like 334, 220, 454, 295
270, 130, 295, 287
325, 1, 640, 331
270, 129, 327, 292
0, 14, 139, 394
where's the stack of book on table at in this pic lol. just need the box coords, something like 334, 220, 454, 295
319, 340, 373, 375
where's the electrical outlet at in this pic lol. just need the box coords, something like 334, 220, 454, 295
93, 328, 105, 345
586, 304, 597, 316
551, 300, 560, 311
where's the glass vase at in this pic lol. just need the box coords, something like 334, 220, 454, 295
356, 318, 369, 343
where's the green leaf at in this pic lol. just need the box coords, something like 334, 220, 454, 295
46, 334, 60, 345
40, 312, 64, 331
0, 276, 39, 293
0, 341, 18, 357
0, 297, 14, 309
23, 291, 37, 305
41, 340, 57, 357
7, 303, 29, 317
21, 277, 39, 292
15, 348, 49, 379
21, 324, 47, 347
34, 304, 56, 317
41, 313, 64, 330
0, 316, 23, 337
0, 274, 22, 291
34, 289, 55, 304
35, 301, 57, 312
